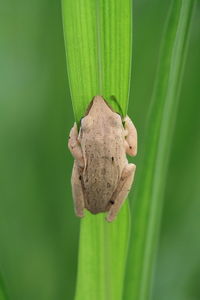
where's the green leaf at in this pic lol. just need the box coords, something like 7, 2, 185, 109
124, 1, 196, 300
62, 0, 132, 122
75, 207, 130, 300
62, 0, 132, 299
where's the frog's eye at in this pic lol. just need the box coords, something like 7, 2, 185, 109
81, 116, 93, 132
109, 115, 121, 128
116, 112, 124, 125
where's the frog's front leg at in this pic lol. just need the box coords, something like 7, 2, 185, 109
68, 123, 84, 167
69, 123, 85, 217
124, 116, 137, 156
106, 163, 136, 222
71, 161, 85, 218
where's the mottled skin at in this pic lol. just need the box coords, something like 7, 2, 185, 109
68, 95, 137, 222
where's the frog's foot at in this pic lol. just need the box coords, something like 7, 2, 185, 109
106, 164, 136, 222
71, 161, 85, 218
68, 123, 84, 167
124, 116, 137, 157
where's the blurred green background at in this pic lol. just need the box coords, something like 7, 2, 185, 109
0, 0, 199, 300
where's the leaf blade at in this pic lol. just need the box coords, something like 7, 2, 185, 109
62, 0, 132, 120
62, 0, 132, 299
124, 1, 196, 300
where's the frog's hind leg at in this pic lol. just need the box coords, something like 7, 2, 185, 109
71, 161, 85, 218
106, 164, 136, 222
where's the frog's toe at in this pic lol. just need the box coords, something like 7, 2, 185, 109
106, 214, 116, 222
75, 210, 84, 218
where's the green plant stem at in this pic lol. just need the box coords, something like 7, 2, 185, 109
124, 1, 196, 300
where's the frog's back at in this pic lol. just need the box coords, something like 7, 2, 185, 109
82, 136, 125, 214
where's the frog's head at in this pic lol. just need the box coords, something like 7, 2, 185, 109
84, 95, 123, 132
86, 95, 114, 117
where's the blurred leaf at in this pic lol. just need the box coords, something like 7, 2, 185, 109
62, 0, 132, 299
124, 1, 196, 300
0, 275, 8, 300
153, 5, 200, 299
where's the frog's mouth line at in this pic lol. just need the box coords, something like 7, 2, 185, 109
85, 97, 95, 115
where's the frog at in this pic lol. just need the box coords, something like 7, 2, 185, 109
68, 95, 137, 222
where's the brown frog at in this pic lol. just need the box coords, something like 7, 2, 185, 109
68, 95, 137, 222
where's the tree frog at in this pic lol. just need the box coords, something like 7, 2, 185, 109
68, 95, 137, 222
